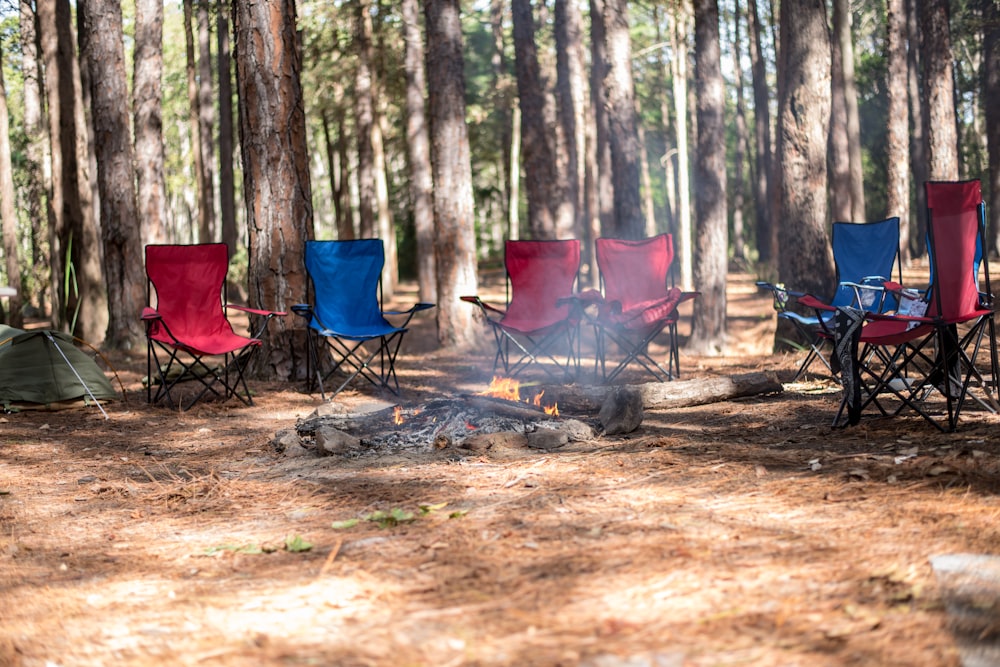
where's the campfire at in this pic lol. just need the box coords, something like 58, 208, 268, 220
294, 377, 586, 458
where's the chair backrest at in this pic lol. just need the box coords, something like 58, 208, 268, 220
925, 179, 989, 321
304, 239, 389, 329
145, 243, 235, 340
830, 217, 901, 311
595, 234, 674, 309
504, 239, 581, 327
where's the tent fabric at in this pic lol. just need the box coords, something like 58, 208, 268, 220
0, 325, 117, 409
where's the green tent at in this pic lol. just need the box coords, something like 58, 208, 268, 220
0, 324, 117, 410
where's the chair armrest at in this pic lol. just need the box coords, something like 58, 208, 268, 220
228, 304, 287, 318
291, 304, 313, 319
384, 302, 435, 317
141, 307, 162, 321
460, 295, 506, 318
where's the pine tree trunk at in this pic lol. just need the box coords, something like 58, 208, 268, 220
555, 0, 587, 243
730, 0, 748, 267
589, 0, 615, 244
690, 0, 727, 355
425, 0, 478, 348
746, 0, 774, 267
670, 4, 693, 290
985, 0, 1000, 256
354, 0, 376, 239
233, 0, 314, 381
402, 0, 436, 303
828, 28, 852, 222
885, 0, 911, 263
0, 51, 23, 326
134, 0, 168, 247
79, 0, 145, 349
906, 0, 928, 258
197, 0, 215, 242
602, 0, 644, 238
774, 0, 835, 350
919, 0, 959, 181
217, 0, 238, 257
833, 0, 865, 220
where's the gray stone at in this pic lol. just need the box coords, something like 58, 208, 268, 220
599, 387, 644, 435
315, 426, 362, 455
525, 428, 570, 450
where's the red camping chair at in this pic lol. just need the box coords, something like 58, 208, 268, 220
590, 234, 698, 383
801, 180, 999, 431
143, 244, 285, 410
462, 239, 582, 381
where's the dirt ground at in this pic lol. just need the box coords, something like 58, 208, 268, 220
3, 271, 1000, 666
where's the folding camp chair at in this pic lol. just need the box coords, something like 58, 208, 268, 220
589, 234, 698, 383
293, 239, 434, 399
143, 243, 285, 410
461, 239, 582, 381
801, 181, 999, 431
758, 217, 902, 380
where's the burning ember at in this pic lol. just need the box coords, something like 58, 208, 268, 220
393, 405, 404, 425
480, 376, 558, 416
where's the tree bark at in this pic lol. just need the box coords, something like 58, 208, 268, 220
689, 0, 727, 355
983, 0, 1000, 256
554, 0, 587, 243
774, 0, 835, 350
537, 372, 782, 412
402, 0, 436, 303
746, 0, 774, 267
18, 0, 49, 316
217, 0, 238, 257
0, 49, 23, 326
589, 0, 614, 255
511, 0, 563, 239
79, 0, 146, 350
183, 0, 210, 242
197, 0, 216, 242
602, 0, 644, 238
133, 0, 168, 247
730, 0, 748, 267
828, 21, 852, 223
425, 0, 478, 348
906, 0, 928, 258
354, 0, 376, 239
885, 0, 911, 263
832, 0, 865, 220
919, 0, 959, 181
670, 3, 693, 290
233, 0, 314, 381
39, 0, 106, 343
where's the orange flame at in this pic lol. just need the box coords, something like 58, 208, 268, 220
393, 406, 404, 425
481, 377, 559, 416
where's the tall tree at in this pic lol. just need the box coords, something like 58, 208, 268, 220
39, 0, 106, 343
79, 0, 146, 349
832, 0, 865, 220
183, 0, 210, 242
669, 4, 694, 289
746, 0, 774, 267
689, 0, 727, 354
511, 0, 565, 239
919, 0, 959, 180
0, 45, 23, 326
354, 0, 377, 239
217, 0, 238, 256
401, 0, 436, 302
197, 0, 216, 241
885, 0, 911, 262
602, 0, 644, 238
234, 0, 314, 380
425, 0, 478, 348
774, 0, 835, 350
906, 0, 928, 257
983, 0, 1000, 255
730, 0, 748, 266
554, 0, 587, 243
589, 0, 614, 262
18, 0, 48, 316
828, 16, 852, 222
134, 0, 168, 247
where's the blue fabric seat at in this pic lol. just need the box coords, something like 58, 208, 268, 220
295, 239, 434, 398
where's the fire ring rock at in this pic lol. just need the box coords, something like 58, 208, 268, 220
599, 387, 644, 435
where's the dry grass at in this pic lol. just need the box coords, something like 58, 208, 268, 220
1, 272, 997, 666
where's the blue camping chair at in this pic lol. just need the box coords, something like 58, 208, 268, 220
293, 239, 434, 398
758, 217, 901, 380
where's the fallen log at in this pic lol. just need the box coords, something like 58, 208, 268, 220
538, 371, 783, 413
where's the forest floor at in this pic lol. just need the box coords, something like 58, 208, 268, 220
3, 268, 1000, 667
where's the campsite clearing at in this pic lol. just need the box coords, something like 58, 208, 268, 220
1, 272, 999, 666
